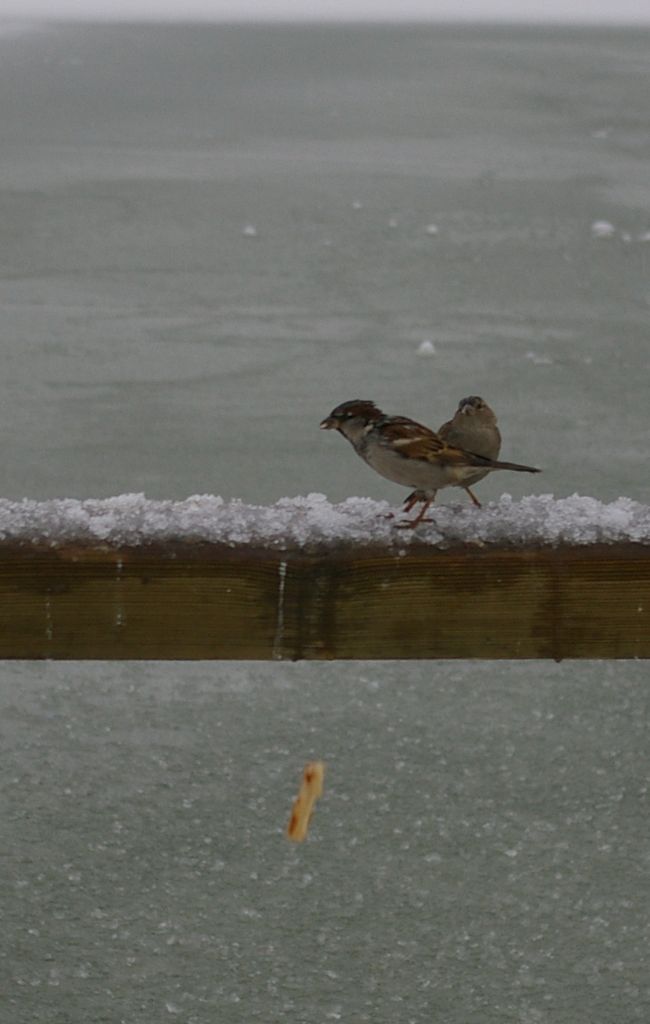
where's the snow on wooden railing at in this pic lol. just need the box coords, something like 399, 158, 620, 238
0, 493, 649, 660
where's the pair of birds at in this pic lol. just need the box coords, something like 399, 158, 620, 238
320, 396, 540, 527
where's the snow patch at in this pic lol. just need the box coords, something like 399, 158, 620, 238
0, 493, 648, 549
591, 220, 616, 239
416, 339, 436, 357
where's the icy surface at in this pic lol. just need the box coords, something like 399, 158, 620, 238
0, 492, 649, 548
4, 660, 650, 1024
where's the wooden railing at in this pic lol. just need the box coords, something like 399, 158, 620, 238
1, 539, 649, 659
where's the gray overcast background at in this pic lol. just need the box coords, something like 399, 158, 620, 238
2, 0, 650, 23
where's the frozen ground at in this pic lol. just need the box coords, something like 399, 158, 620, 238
3, 660, 650, 1024
0, 24, 649, 505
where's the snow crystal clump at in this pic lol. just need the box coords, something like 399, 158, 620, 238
416, 339, 436, 357
591, 220, 615, 239
0, 493, 648, 549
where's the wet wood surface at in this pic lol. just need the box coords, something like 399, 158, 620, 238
0, 541, 648, 660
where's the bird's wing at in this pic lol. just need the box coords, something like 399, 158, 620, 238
379, 417, 472, 464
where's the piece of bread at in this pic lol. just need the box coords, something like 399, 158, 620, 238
286, 761, 325, 842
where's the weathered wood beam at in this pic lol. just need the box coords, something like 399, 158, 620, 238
0, 540, 649, 659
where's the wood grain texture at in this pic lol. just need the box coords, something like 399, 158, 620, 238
0, 541, 648, 659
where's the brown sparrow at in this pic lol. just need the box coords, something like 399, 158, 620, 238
438, 395, 501, 507
320, 399, 540, 528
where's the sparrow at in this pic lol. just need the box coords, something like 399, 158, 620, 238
438, 395, 501, 507
320, 399, 540, 528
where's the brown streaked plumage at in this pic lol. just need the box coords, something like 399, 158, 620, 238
321, 399, 540, 527
438, 395, 502, 507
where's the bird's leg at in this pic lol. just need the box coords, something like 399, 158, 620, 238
396, 499, 433, 529
402, 490, 422, 514
463, 486, 482, 508
382, 490, 420, 520
396, 492, 436, 529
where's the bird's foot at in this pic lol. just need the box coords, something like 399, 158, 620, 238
394, 517, 434, 529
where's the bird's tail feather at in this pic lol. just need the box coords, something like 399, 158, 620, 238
487, 458, 540, 474
465, 451, 540, 473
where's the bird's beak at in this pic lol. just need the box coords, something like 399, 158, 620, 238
459, 403, 473, 416
320, 417, 336, 430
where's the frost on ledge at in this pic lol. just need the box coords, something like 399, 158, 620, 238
0, 493, 648, 549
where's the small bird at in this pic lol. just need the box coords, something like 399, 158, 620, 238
438, 395, 501, 507
320, 399, 540, 528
